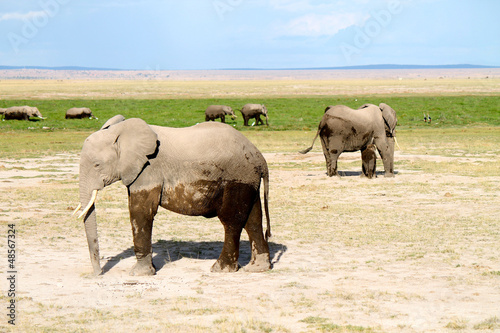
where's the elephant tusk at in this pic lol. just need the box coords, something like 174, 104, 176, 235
394, 136, 401, 150
72, 203, 82, 216
78, 190, 98, 219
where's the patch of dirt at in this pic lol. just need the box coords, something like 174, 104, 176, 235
1, 151, 499, 332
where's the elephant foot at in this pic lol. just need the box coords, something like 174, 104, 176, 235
129, 255, 156, 276
243, 253, 271, 272
210, 259, 240, 273
92, 267, 103, 277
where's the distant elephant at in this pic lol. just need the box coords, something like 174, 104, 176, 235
205, 105, 236, 123
240, 104, 268, 126
72, 116, 272, 276
362, 144, 377, 179
4, 106, 45, 120
66, 107, 97, 119
300, 103, 397, 177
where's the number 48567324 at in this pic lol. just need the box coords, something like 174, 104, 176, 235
7, 224, 16, 270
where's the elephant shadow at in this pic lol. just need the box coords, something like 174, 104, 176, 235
101, 240, 287, 274
336, 170, 398, 177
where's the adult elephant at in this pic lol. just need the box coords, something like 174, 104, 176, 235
240, 104, 268, 126
72, 116, 272, 276
66, 107, 97, 119
4, 106, 44, 120
300, 103, 397, 177
205, 105, 236, 123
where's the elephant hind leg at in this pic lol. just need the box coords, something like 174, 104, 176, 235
243, 196, 271, 272
321, 135, 341, 177
243, 116, 250, 126
212, 183, 257, 273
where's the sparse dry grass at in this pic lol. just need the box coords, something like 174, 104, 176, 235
1, 77, 499, 99
1, 74, 499, 331
1, 125, 499, 332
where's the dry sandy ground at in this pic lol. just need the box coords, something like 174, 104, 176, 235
1, 146, 499, 332
1, 68, 500, 81
1, 68, 500, 100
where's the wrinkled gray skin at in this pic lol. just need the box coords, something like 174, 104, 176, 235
205, 105, 236, 123
300, 103, 397, 177
362, 144, 377, 179
240, 104, 268, 126
4, 106, 44, 120
74, 116, 272, 276
66, 107, 97, 119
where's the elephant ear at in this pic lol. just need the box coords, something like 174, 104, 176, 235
379, 103, 397, 137
112, 118, 158, 186
101, 115, 126, 130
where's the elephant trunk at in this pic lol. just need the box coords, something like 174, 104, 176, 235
78, 183, 102, 275
385, 136, 395, 176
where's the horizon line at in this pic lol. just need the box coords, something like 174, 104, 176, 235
0, 64, 498, 72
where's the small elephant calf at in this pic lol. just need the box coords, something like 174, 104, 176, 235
205, 105, 236, 123
362, 144, 377, 179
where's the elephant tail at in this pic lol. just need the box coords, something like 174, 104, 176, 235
263, 171, 271, 241
299, 127, 321, 154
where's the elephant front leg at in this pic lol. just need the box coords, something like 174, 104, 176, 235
211, 226, 242, 273
128, 188, 161, 276
375, 137, 395, 177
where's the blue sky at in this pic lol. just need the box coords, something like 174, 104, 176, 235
0, 0, 498, 70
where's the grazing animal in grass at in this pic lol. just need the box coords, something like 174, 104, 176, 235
4, 106, 45, 121
240, 104, 268, 126
204, 105, 236, 123
66, 107, 97, 119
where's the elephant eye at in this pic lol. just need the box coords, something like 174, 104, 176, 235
94, 162, 101, 168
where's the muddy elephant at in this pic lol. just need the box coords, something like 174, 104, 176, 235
73, 116, 272, 276
4, 106, 45, 120
300, 103, 397, 177
361, 144, 377, 179
66, 107, 97, 119
205, 105, 236, 123
240, 104, 268, 126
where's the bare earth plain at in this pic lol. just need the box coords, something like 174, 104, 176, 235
1, 69, 499, 332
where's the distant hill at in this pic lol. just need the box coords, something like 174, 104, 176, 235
0, 64, 497, 71
0, 65, 119, 71
224, 64, 499, 70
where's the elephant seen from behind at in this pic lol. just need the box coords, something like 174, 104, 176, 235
300, 103, 397, 178
73, 116, 272, 276
66, 107, 97, 119
205, 105, 236, 123
240, 104, 269, 126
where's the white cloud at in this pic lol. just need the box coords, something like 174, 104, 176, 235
280, 12, 369, 37
0, 11, 46, 22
